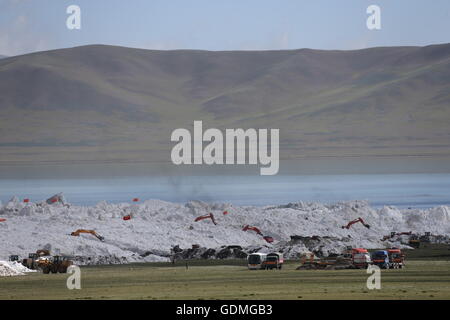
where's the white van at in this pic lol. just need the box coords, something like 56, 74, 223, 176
247, 253, 267, 270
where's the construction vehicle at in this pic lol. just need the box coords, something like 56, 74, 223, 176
387, 248, 405, 269
70, 229, 105, 241
298, 252, 353, 270
371, 250, 390, 269
42, 256, 73, 274
341, 217, 370, 229
420, 232, 434, 243
381, 231, 412, 241
21, 249, 73, 273
9, 255, 20, 262
194, 213, 217, 225
345, 248, 372, 269
22, 253, 38, 269
21, 250, 51, 269
242, 225, 263, 235
247, 253, 267, 270
263, 252, 284, 270
35, 255, 54, 273
46, 192, 65, 205
408, 234, 420, 248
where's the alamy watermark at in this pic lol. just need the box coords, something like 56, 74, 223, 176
171, 121, 279, 175
367, 5, 381, 30
366, 265, 381, 290
66, 265, 81, 290
66, 5, 81, 30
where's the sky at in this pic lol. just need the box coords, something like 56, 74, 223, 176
0, 0, 449, 56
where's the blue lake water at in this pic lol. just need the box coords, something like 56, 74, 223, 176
1, 173, 449, 208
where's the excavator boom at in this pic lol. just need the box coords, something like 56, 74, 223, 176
342, 217, 370, 229
70, 229, 105, 241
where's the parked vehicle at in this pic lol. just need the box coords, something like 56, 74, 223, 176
408, 234, 420, 248
351, 248, 372, 269
371, 250, 390, 269
41, 256, 73, 274
387, 248, 405, 269
263, 252, 284, 270
247, 253, 267, 270
9, 255, 20, 262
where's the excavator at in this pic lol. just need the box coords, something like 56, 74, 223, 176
70, 229, 105, 241
381, 231, 412, 241
341, 217, 370, 229
22, 249, 51, 270
194, 213, 217, 225
242, 225, 274, 243
242, 225, 263, 235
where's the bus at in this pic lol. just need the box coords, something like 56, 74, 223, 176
247, 253, 267, 270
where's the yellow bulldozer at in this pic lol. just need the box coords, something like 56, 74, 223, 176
38, 255, 73, 274
21, 250, 73, 273
22, 249, 51, 270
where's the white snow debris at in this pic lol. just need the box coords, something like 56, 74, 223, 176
0, 198, 449, 266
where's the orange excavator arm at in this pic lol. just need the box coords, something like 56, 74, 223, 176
70, 229, 105, 241
194, 213, 217, 225
242, 225, 263, 235
341, 217, 370, 229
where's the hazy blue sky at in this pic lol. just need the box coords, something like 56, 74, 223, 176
1, 0, 449, 56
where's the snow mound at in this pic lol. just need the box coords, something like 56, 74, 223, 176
0, 198, 449, 263
0, 260, 35, 277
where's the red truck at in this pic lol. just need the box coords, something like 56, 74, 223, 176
351, 248, 372, 269
387, 248, 405, 269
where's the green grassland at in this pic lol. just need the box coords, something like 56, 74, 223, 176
1, 257, 449, 300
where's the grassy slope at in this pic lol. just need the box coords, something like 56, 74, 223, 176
0, 44, 449, 164
1, 260, 449, 300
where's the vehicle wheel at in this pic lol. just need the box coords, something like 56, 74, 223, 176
279, 265, 282, 270
43, 267, 50, 274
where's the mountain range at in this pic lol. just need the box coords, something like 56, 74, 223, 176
0, 43, 449, 165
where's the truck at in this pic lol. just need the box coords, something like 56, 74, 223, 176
263, 252, 284, 270
341, 248, 371, 269
387, 248, 405, 269
350, 248, 372, 269
247, 253, 267, 270
371, 250, 390, 269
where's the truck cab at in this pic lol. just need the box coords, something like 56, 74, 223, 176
247, 253, 267, 270
263, 252, 284, 270
387, 248, 404, 269
371, 250, 390, 269
351, 248, 372, 269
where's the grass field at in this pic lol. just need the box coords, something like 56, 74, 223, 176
1, 258, 450, 300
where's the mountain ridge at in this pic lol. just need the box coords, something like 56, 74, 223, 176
0, 43, 449, 164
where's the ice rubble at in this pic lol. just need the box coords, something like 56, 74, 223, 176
0, 260, 35, 277
0, 197, 449, 264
